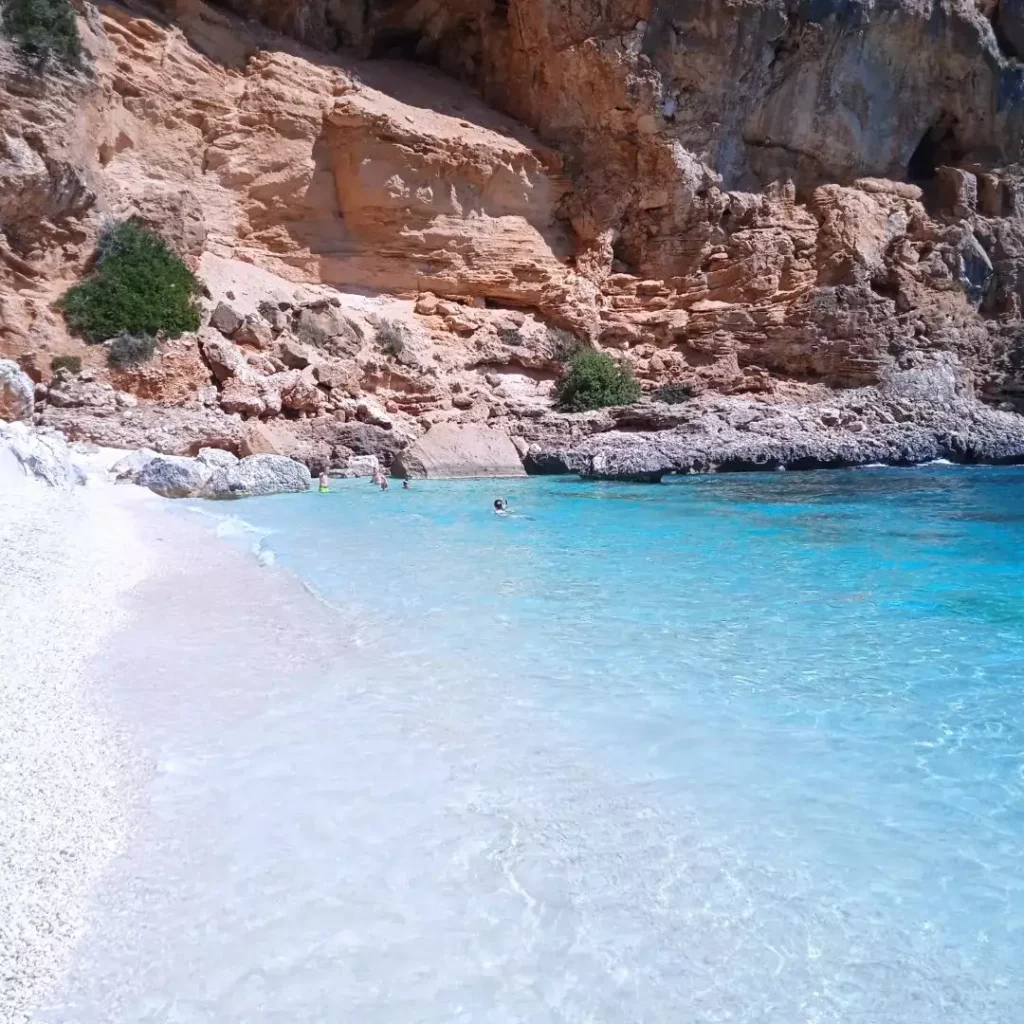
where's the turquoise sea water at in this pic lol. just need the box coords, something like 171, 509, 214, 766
56, 468, 1024, 1022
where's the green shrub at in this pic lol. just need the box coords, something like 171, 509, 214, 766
0, 0, 81, 69
498, 326, 522, 345
50, 353, 82, 375
108, 332, 156, 368
556, 348, 641, 412
375, 317, 405, 357
61, 220, 202, 343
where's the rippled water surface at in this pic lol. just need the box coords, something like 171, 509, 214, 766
52, 468, 1024, 1022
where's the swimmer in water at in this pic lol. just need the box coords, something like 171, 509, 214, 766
403, 479, 410, 489
318, 471, 330, 493
493, 498, 507, 514
380, 475, 389, 491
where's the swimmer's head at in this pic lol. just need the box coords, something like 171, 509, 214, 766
494, 498, 506, 511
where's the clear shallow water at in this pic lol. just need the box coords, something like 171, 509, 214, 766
50, 468, 1024, 1022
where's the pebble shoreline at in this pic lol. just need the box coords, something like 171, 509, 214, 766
0, 476, 151, 1024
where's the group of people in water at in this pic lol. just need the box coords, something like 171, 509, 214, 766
314, 468, 410, 494
317, 469, 512, 514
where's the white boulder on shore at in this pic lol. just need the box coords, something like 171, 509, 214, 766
0, 422, 86, 489
133, 454, 218, 499
1, 423, 311, 499
0, 359, 34, 423
131, 450, 311, 499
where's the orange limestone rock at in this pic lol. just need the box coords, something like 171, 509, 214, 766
4, 0, 1024, 475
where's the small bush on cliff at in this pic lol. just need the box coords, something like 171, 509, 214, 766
107, 332, 156, 368
374, 318, 406, 357
0, 0, 81, 69
556, 348, 641, 412
61, 220, 202, 343
50, 354, 81, 375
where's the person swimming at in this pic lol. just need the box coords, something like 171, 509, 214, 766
318, 471, 330, 493
403, 479, 410, 489
493, 497, 534, 520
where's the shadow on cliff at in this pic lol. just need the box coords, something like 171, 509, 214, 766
102, 0, 533, 147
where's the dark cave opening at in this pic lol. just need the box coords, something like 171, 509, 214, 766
870, 275, 901, 302
611, 236, 638, 275
366, 18, 484, 83
907, 117, 964, 183
369, 28, 430, 62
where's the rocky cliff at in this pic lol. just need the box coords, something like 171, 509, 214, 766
4, 0, 1024, 477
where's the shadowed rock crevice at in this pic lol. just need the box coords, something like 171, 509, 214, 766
907, 116, 966, 184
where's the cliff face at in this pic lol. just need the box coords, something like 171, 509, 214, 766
3, 0, 1024, 476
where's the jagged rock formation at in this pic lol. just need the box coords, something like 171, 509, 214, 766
0, 420, 87, 487
0, 360, 34, 421
3, 0, 1024, 476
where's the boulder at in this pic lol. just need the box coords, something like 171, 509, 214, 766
132, 450, 309, 498
393, 424, 526, 479
234, 314, 273, 349
0, 422, 86, 487
260, 371, 301, 417
245, 351, 278, 375
281, 372, 325, 414
110, 447, 160, 482
220, 377, 266, 417
355, 396, 393, 429
239, 420, 332, 469
197, 447, 239, 469
276, 335, 314, 369
295, 305, 363, 356
257, 301, 289, 334
311, 420, 407, 466
201, 332, 249, 382
45, 374, 118, 412
336, 453, 380, 478
0, 360, 35, 422
210, 301, 243, 336
136, 454, 214, 498
203, 453, 311, 499
313, 358, 357, 392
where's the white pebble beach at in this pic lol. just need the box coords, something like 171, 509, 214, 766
0, 444, 337, 1023
0, 464, 152, 1024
